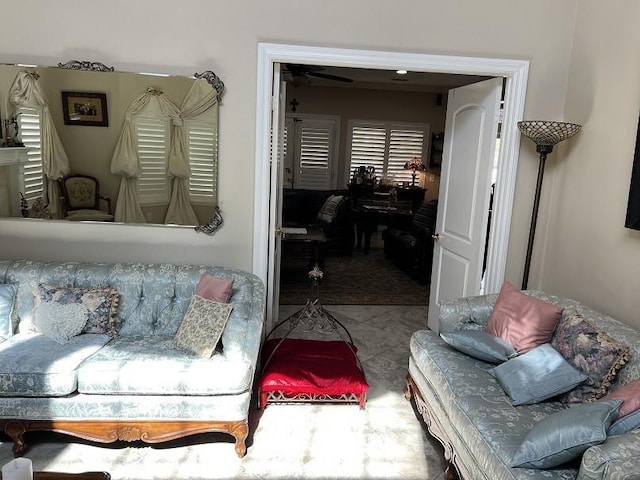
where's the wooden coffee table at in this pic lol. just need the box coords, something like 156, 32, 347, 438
1, 473, 109, 480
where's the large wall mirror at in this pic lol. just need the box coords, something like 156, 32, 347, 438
0, 60, 224, 234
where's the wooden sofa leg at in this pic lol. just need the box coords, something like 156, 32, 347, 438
4, 420, 28, 457
231, 420, 249, 457
445, 462, 459, 480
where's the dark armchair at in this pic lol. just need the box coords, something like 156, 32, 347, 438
381, 199, 438, 283
60, 174, 114, 222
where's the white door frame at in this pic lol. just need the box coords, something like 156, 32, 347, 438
253, 43, 529, 310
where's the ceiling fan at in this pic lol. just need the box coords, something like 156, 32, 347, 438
282, 64, 353, 85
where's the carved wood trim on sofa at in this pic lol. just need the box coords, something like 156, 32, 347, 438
1, 418, 249, 458
405, 373, 461, 480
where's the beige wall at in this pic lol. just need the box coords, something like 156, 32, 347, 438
1, 1, 577, 280
538, 0, 640, 328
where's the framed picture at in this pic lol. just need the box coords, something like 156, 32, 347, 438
61, 91, 108, 127
625, 114, 640, 230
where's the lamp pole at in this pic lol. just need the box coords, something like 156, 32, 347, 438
522, 144, 553, 290
517, 121, 582, 291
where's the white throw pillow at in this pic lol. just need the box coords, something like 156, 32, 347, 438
34, 302, 88, 344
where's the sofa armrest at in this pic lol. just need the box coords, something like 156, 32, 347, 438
578, 430, 640, 480
438, 293, 499, 333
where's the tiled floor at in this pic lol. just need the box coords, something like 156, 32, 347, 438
0, 305, 447, 479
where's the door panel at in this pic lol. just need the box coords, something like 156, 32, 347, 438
428, 77, 502, 331
266, 65, 286, 335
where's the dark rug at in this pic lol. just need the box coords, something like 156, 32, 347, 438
279, 246, 430, 305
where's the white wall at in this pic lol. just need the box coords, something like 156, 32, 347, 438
539, 0, 640, 328
0, 0, 577, 277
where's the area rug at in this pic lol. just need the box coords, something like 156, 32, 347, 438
279, 247, 430, 305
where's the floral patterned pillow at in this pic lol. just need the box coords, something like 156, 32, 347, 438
173, 295, 233, 358
36, 284, 119, 337
552, 312, 631, 403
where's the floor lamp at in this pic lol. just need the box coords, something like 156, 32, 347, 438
517, 121, 582, 290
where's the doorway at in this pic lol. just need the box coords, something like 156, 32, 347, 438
252, 43, 529, 331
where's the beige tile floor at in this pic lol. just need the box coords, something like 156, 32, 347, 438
0, 305, 446, 480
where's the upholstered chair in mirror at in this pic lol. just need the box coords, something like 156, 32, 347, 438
60, 174, 114, 222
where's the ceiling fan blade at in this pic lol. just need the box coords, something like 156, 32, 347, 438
307, 71, 353, 83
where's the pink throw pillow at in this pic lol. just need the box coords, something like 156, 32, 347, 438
601, 378, 640, 419
485, 282, 563, 353
195, 273, 234, 303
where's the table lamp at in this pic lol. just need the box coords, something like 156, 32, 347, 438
404, 157, 426, 187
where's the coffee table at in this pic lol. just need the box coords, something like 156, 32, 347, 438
1, 473, 109, 480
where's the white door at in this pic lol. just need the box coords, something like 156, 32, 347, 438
428, 77, 502, 331
265, 64, 286, 335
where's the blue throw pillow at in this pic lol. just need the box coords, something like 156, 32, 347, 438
511, 400, 622, 469
440, 330, 518, 363
609, 409, 640, 436
489, 343, 587, 405
0, 283, 18, 340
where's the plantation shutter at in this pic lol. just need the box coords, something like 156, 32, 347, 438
348, 123, 386, 178
348, 120, 428, 184
294, 121, 333, 189
17, 107, 44, 200
135, 116, 169, 204
387, 125, 427, 184
187, 120, 217, 203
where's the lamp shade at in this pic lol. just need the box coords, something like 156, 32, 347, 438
404, 157, 426, 171
517, 121, 582, 147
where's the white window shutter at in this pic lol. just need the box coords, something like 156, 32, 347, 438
17, 108, 44, 200
187, 120, 217, 204
348, 123, 386, 178
295, 122, 334, 189
348, 120, 428, 184
135, 116, 170, 204
388, 125, 428, 184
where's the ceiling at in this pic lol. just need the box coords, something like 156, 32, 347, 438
283, 64, 492, 93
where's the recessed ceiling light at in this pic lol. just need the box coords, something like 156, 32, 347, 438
396, 69, 408, 75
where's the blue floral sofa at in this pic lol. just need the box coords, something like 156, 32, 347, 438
0, 259, 264, 457
406, 291, 640, 480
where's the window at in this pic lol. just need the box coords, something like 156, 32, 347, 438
186, 120, 217, 203
347, 120, 429, 184
134, 115, 170, 205
17, 107, 44, 201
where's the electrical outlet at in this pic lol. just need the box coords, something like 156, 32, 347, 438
429, 174, 436, 183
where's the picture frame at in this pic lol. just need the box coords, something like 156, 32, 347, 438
61, 91, 108, 127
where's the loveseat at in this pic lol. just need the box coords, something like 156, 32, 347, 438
0, 259, 264, 458
406, 287, 640, 480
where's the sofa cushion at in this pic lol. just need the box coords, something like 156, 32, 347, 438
552, 312, 631, 403
317, 194, 344, 223
489, 344, 587, 405
440, 330, 518, 364
0, 332, 111, 396
195, 273, 234, 303
173, 295, 233, 358
0, 283, 18, 340
486, 282, 563, 353
77, 335, 253, 395
36, 284, 119, 337
511, 400, 622, 469
33, 302, 88, 344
